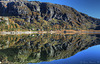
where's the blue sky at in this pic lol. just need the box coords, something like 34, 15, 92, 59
28, 0, 100, 19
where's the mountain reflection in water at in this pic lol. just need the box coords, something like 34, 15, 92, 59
0, 34, 100, 64
31, 45, 100, 64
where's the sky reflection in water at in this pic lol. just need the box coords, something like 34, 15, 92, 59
29, 45, 100, 64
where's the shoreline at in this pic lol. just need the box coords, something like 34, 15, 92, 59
0, 30, 100, 35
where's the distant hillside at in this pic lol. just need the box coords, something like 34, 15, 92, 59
0, 1, 100, 31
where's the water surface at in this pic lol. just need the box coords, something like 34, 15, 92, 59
31, 45, 100, 64
0, 34, 100, 64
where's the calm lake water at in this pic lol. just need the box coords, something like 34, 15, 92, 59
0, 34, 100, 64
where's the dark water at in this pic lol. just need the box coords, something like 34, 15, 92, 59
0, 34, 100, 64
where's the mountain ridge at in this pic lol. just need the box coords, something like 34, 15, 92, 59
0, 1, 100, 31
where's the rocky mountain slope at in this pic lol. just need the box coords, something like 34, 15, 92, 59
0, 1, 100, 31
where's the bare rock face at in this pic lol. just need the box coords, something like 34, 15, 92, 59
0, 1, 98, 20
0, 1, 100, 30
